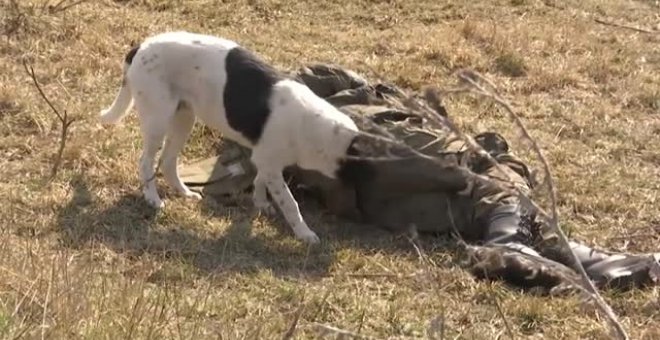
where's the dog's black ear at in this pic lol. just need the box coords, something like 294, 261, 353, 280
124, 44, 140, 65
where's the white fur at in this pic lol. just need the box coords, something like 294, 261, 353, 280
99, 31, 358, 243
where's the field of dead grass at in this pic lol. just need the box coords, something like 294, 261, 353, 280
1, 0, 660, 338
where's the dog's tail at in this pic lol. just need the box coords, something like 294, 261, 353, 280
99, 45, 140, 125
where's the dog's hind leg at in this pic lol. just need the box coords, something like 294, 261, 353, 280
134, 94, 178, 209
161, 102, 202, 200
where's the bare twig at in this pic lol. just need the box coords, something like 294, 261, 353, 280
342, 272, 413, 279
282, 295, 306, 340
23, 60, 77, 180
358, 64, 627, 338
357, 309, 367, 335
609, 233, 660, 241
595, 18, 655, 34
428, 69, 628, 340
47, 0, 89, 14
455, 69, 559, 227
311, 322, 379, 339
327, 64, 627, 338
492, 296, 515, 340
41, 257, 55, 340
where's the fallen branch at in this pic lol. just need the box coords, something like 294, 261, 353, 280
354, 64, 628, 339
343, 67, 588, 340
300, 63, 627, 338
455, 69, 559, 227
342, 272, 415, 279
425, 69, 628, 340
311, 322, 379, 339
595, 18, 655, 34
45, 0, 89, 14
282, 294, 306, 340
492, 295, 515, 340
23, 60, 77, 180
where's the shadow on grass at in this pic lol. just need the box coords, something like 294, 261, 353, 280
55, 174, 441, 283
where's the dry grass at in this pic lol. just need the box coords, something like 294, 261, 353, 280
1, 0, 660, 338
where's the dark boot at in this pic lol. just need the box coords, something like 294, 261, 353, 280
563, 241, 659, 290
462, 204, 581, 293
473, 204, 660, 291
532, 225, 660, 290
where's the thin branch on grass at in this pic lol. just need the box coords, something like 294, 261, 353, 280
455, 69, 559, 227
343, 272, 412, 279
356, 64, 627, 339
311, 322, 379, 340
46, 0, 89, 14
41, 257, 55, 340
424, 69, 628, 340
23, 60, 77, 180
594, 18, 655, 34
492, 296, 515, 340
609, 233, 660, 241
357, 309, 367, 335
282, 294, 306, 340
331, 64, 627, 338
308, 290, 332, 323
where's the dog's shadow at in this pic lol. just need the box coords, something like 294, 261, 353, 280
55, 174, 425, 283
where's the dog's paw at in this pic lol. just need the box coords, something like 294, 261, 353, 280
295, 229, 320, 244
146, 197, 165, 209
183, 190, 202, 201
144, 190, 165, 209
253, 196, 277, 216
256, 203, 277, 216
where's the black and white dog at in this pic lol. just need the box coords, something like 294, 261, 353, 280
100, 31, 361, 243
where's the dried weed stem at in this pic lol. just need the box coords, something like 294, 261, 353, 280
23, 60, 77, 180
594, 18, 655, 34
312, 322, 380, 339
427, 69, 628, 340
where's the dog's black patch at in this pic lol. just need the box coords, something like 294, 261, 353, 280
125, 45, 140, 65
224, 46, 283, 144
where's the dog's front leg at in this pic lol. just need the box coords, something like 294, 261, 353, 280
260, 171, 320, 244
252, 174, 276, 215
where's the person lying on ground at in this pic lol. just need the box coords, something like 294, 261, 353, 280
179, 64, 660, 293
